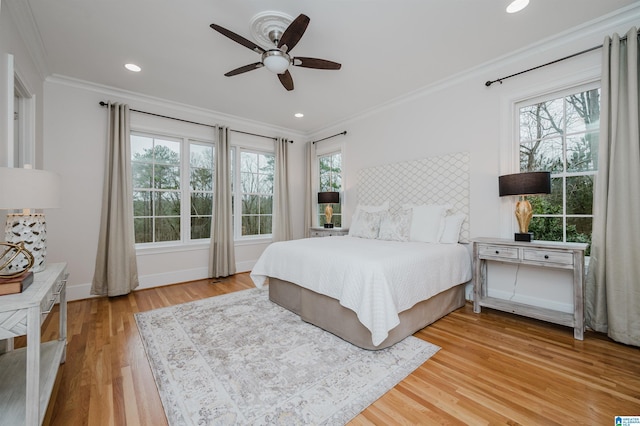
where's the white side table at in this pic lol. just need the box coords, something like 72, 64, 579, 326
309, 227, 349, 237
0, 263, 68, 425
472, 238, 587, 340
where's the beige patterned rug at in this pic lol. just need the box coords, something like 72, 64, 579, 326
135, 288, 440, 425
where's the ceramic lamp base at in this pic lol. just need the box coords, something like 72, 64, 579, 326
5, 213, 47, 272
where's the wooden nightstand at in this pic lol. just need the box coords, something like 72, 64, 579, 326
309, 227, 349, 237
472, 238, 587, 340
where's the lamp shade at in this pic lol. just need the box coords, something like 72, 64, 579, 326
499, 172, 551, 197
318, 191, 340, 204
0, 167, 61, 209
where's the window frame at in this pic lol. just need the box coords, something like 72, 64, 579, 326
316, 150, 343, 227
131, 130, 215, 249
313, 137, 345, 228
511, 81, 600, 247
232, 146, 275, 241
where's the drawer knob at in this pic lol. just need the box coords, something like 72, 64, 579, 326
495, 250, 500, 254
544, 255, 549, 259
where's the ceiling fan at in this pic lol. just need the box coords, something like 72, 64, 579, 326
210, 13, 341, 91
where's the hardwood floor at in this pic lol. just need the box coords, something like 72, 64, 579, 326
27, 273, 640, 425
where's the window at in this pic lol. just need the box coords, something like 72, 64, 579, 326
236, 149, 274, 238
516, 84, 600, 252
317, 151, 342, 227
131, 132, 214, 245
189, 143, 215, 240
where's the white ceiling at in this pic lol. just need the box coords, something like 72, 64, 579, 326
10, 0, 640, 133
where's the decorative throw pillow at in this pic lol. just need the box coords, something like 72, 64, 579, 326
378, 209, 412, 242
404, 204, 451, 243
440, 213, 466, 244
349, 210, 384, 239
353, 201, 390, 216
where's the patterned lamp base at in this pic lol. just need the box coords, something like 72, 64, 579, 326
5, 213, 47, 273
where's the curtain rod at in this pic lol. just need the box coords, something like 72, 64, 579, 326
485, 29, 639, 87
98, 101, 292, 143
312, 131, 347, 144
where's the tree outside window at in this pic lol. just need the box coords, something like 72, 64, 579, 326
131, 133, 215, 245
517, 86, 599, 254
240, 150, 274, 236
131, 134, 182, 243
318, 152, 342, 227
189, 143, 214, 240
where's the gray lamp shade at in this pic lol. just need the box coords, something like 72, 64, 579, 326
318, 191, 340, 204
499, 172, 551, 197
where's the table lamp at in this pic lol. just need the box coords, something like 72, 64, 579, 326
499, 171, 551, 242
318, 191, 340, 228
0, 166, 61, 274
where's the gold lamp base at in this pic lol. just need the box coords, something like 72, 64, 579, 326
324, 204, 334, 228
514, 197, 533, 242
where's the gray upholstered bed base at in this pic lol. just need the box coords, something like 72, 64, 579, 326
268, 278, 466, 350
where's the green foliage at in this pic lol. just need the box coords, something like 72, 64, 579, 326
518, 88, 599, 254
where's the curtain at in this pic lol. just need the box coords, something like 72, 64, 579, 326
91, 103, 139, 296
209, 126, 236, 278
303, 142, 316, 238
586, 27, 640, 346
272, 138, 292, 242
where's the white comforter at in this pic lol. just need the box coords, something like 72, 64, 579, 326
250, 236, 472, 346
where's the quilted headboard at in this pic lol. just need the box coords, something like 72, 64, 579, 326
357, 151, 470, 243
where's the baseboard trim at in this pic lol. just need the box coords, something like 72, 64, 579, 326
66, 260, 258, 302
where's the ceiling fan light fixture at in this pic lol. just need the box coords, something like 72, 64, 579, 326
262, 50, 290, 74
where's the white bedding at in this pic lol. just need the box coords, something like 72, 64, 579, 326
250, 236, 472, 346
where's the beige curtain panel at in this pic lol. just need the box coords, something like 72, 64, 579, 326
586, 27, 640, 347
91, 103, 139, 297
272, 137, 292, 242
303, 142, 316, 238
209, 126, 236, 278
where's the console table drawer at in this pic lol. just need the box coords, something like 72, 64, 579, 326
522, 249, 573, 266
478, 244, 519, 260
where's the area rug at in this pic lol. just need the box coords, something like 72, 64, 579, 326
135, 288, 440, 425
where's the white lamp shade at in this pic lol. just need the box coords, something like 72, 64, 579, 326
0, 167, 61, 210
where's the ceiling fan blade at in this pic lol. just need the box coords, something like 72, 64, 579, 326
210, 24, 265, 54
278, 14, 310, 53
293, 57, 342, 70
278, 70, 294, 91
224, 63, 263, 77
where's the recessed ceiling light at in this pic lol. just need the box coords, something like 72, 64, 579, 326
124, 63, 142, 72
294, 113, 304, 118
506, 0, 529, 13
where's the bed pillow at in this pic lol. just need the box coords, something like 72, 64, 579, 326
404, 204, 450, 243
440, 213, 466, 244
377, 209, 412, 242
349, 210, 384, 239
353, 201, 389, 215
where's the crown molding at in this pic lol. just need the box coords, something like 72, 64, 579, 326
309, 2, 640, 136
46, 74, 306, 140
3, 0, 49, 81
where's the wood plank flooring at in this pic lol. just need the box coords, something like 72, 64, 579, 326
24, 273, 640, 425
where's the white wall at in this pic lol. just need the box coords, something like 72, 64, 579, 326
42, 78, 305, 300
309, 6, 639, 308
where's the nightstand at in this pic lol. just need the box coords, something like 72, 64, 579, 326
472, 238, 587, 340
309, 227, 349, 237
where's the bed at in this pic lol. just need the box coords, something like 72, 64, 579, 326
251, 151, 472, 350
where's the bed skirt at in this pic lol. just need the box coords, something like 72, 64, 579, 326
268, 278, 466, 350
